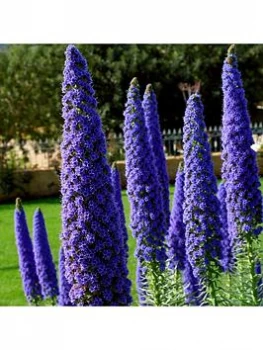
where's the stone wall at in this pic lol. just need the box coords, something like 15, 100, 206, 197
0, 169, 60, 203
0, 152, 262, 202
115, 152, 263, 188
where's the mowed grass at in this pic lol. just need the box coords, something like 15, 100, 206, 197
0, 180, 262, 306
0, 189, 175, 306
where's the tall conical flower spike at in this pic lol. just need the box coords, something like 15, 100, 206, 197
60, 45, 131, 306
183, 93, 223, 305
33, 208, 59, 303
143, 84, 170, 230
123, 77, 167, 305
14, 198, 42, 305
221, 48, 262, 241
167, 163, 201, 305
221, 47, 263, 304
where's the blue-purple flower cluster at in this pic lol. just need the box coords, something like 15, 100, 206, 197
14, 198, 42, 304
217, 183, 232, 271
60, 45, 131, 306
111, 167, 129, 265
167, 163, 186, 271
167, 164, 201, 305
111, 166, 132, 299
183, 94, 222, 283
33, 208, 58, 301
58, 247, 73, 306
221, 52, 262, 245
143, 84, 170, 230
123, 78, 167, 273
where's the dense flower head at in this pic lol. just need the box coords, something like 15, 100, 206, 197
183, 93, 223, 281
167, 163, 186, 270
60, 45, 132, 306
111, 166, 132, 300
221, 52, 262, 243
142, 84, 170, 230
123, 77, 167, 271
33, 208, 59, 300
111, 167, 129, 262
217, 183, 232, 271
167, 163, 202, 305
58, 247, 73, 306
14, 198, 42, 304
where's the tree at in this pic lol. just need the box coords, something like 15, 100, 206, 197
0, 43, 263, 149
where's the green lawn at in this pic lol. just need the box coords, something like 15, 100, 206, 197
0, 181, 262, 306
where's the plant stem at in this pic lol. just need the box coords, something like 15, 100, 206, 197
246, 236, 259, 305
150, 262, 162, 306
207, 263, 218, 306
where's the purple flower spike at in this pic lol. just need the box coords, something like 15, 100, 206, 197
58, 247, 73, 306
167, 163, 201, 305
221, 48, 263, 304
167, 163, 186, 271
111, 166, 129, 263
221, 50, 262, 245
123, 78, 167, 268
143, 84, 170, 230
14, 198, 42, 305
111, 166, 132, 302
60, 45, 131, 306
217, 183, 232, 271
183, 93, 223, 300
123, 78, 167, 305
33, 208, 59, 302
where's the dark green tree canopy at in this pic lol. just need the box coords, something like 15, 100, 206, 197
0, 44, 262, 145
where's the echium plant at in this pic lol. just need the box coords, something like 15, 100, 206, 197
111, 166, 132, 301
183, 93, 223, 306
60, 45, 132, 306
167, 163, 201, 305
123, 77, 167, 306
167, 163, 186, 272
14, 198, 42, 305
217, 183, 232, 271
221, 46, 263, 305
58, 247, 73, 306
33, 208, 58, 304
111, 166, 129, 267
142, 84, 170, 230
